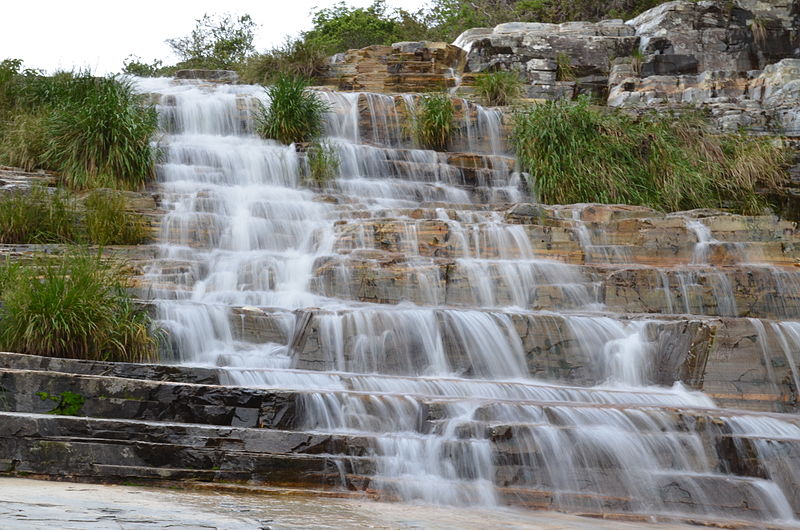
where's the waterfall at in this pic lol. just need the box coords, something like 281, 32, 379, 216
137, 77, 800, 524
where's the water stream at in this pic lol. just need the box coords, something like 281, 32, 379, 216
137, 78, 800, 524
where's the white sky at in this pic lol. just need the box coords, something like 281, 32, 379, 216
3, 0, 429, 75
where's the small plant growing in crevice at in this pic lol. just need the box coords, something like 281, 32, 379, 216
413, 93, 455, 151
36, 391, 85, 416
555, 52, 576, 82
631, 49, 645, 76
474, 70, 524, 106
255, 74, 329, 145
305, 141, 340, 187
749, 17, 769, 48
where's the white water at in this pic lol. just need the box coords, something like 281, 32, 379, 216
138, 77, 800, 523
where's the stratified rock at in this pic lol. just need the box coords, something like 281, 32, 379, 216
608, 58, 800, 134
323, 42, 465, 93
454, 20, 638, 100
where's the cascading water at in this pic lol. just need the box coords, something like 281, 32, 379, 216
137, 77, 800, 524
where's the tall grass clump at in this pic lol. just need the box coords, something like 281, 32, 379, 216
0, 186, 149, 245
0, 186, 78, 243
44, 76, 158, 190
305, 141, 340, 187
511, 98, 788, 213
0, 64, 158, 189
474, 71, 523, 107
0, 252, 157, 362
83, 190, 149, 245
413, 93, 455, 151
255, 74, 329, 145
0, 110, 49, 171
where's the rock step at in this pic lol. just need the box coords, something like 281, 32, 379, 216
0, 411, 669, 517
4, 364, 800, 435
1, 411, 796, 522
111, 301, 800, 413
0, 412, 367, 489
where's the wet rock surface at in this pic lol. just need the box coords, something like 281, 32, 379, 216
0, 477, 692, 529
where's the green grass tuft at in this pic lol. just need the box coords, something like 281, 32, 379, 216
511, 98, 788, 214
413, 93, 455, 151
474, 71, 524, 107
555, 53, 576, 82
305, 141, 340, 187
0, 252, 157, 362
255, 74, 329, 145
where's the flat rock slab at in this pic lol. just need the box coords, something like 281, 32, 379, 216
0, 477, 702, 529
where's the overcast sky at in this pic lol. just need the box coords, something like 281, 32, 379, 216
3, 0, 429, 75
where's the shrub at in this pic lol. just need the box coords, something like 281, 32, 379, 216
0, 252, 157, 362
44, 76, 158, 190
305, 142, 340, 186
83, 190, 149, 246
255, 74, 329, 145
511, 98, 788, 213
474, 71, 524, 106
306, 1, 425, 54
166, 13, 257, 70
239, 39, 329, 85
413, 93, 455, 151
121, 55, 175, 77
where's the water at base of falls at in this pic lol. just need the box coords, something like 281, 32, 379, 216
137, 77, 800, 524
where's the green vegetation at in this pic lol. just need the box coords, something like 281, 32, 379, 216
152, 1, 668, 84
0, 186, 148, 245
304, 1, 426, 55
240, 39, 329, 85
0, 61, 158, 189
121, 55, 175, 78
0, 186, 78, 244
166, 13, 257, 70
0, 252, 157, 362
555, 53, 576, 82
44, 76, 157, 189
413, 93, 455, 151
305, 142, 341, 186
474, 71, 524, 106
255, 75, 329, 145
83, 190, 149, 246
36, 391, 85, 416
511, 98, 788, 214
